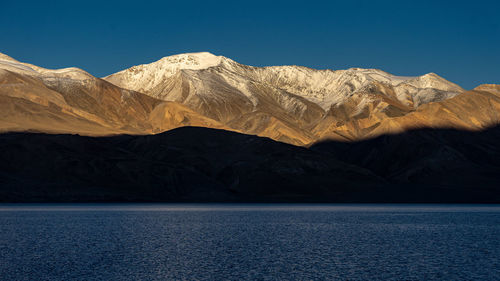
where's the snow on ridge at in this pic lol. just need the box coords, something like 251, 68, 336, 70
117, 52, 226, 76
0, 52, 94, 81
156, 52, 224, 70
102, 52, 231, 92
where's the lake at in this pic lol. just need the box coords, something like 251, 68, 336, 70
0, 204, 499, 280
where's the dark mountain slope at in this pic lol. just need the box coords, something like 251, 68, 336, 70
0, 127, 380, 202
1, 126, 499, 203
311, 126, 500, 196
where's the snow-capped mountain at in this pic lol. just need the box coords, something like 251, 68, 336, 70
105, 52, 464, 109
104, 52, 475, 144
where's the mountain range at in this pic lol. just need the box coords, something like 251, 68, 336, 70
0, 51, 499, 202
2, 52, 499, 146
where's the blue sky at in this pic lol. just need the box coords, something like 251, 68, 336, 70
1, 0, 498, 89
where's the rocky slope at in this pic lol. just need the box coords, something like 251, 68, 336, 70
312, 83, 500, 141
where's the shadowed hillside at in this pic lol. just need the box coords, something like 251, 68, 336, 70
311, 126, 500, 196
0, 126, 499, 203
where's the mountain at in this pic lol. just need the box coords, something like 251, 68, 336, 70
104, 52, 490, 144
1, 126, 498, 203
0, 52, 227, 135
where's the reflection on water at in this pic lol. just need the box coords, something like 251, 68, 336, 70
0, 204, 499, 280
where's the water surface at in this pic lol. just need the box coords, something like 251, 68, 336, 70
1, 204, 499, 280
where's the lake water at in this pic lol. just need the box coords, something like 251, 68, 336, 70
0, 204, 499, 280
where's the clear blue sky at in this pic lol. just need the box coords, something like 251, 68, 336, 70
1, 0, 498, 89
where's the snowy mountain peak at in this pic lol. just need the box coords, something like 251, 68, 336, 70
156, 52, 224, 70
103, 52, 231, 92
